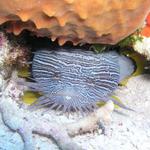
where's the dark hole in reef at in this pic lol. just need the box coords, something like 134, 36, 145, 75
19, 30, 93, 52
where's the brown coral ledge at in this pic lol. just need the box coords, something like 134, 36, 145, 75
0, 0, 150, 45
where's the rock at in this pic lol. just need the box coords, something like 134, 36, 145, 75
0, 0, 149, 45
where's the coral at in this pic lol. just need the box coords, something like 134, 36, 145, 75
146, 12, 150, 26
0, 32, 10, 68
133, 12, 150, 60
117, 31, 143, 48
0, 0, 150, 45
133, 37, 150, 60
66, 101, 114, 136
141, 26, 150, 37
0, 32, 29, 68
141, 12, 150, 37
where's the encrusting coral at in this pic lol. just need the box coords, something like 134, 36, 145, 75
141, 12, 150, 37
0, 32, 29, 68
0, 0, 150, 45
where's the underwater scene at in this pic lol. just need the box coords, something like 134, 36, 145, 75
0, 1, 150, 150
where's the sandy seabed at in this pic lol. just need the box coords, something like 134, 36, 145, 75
0, 74, 150, 150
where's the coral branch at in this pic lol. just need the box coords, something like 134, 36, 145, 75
0, 95, 34, 150
0, 94, 82, 150
33, 122, 82, 150
66, 101, 114, 137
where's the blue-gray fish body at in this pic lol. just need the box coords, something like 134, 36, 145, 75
28, 49, 134, 112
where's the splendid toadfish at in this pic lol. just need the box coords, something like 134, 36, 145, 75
24, 48, 136, 112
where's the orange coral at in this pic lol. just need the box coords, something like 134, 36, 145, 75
141, 26, 150, 37
141, 12, 150, 37
0, 0, 150, 45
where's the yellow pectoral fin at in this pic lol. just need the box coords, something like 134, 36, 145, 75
119, 77, 130, 86
120, 49, 146, 77
18, 66, 31, 78
131, 53, 145, 76
119, 53, 145, 86
97, 101, 106, 107
111, 95, 123, 109
97, 95, 122, 109
22, 91, 41, 104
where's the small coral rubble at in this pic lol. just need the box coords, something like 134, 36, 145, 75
0, 0, 150, 45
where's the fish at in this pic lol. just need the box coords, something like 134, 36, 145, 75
24, 48, 135, 113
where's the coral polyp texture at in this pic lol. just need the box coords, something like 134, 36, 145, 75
25, 49, 134, 112
0, 0, 150, 45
